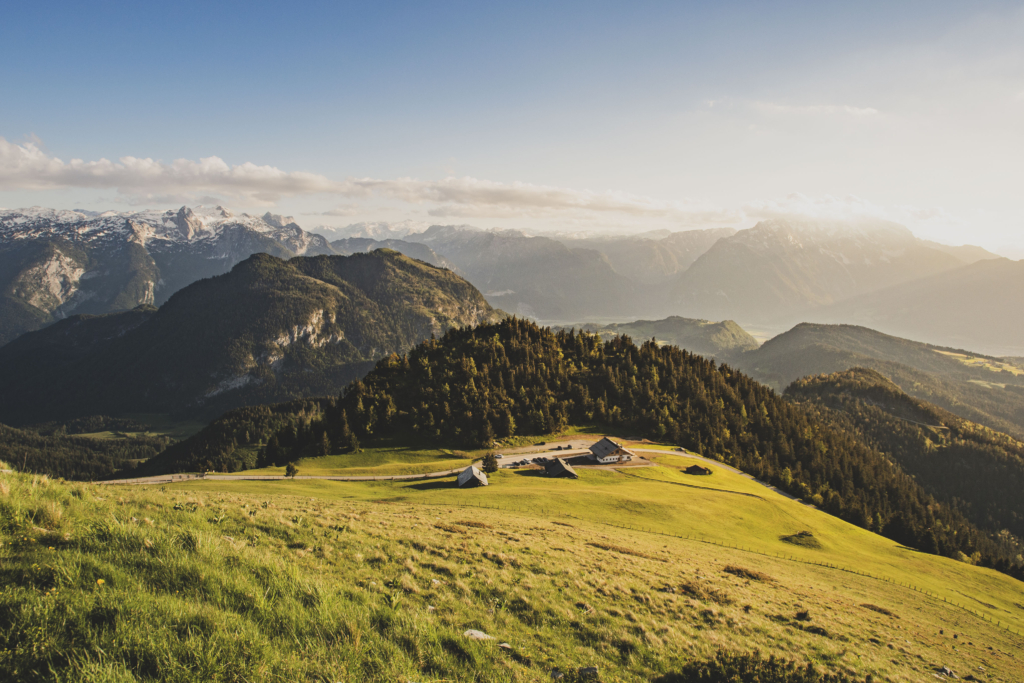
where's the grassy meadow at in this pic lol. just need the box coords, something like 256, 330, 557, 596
1, 446, 1023, 682
231, 444, 476, 478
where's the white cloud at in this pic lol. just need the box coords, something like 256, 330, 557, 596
309, 204, 363, 217
0, 137, 740, 225
752, 101, 880, 117
345, 176, 741, 225
744, 192, 960, 230
0, 137, 340, 203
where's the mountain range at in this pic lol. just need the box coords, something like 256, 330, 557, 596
805, 256, 1024, 355
669, 218, 980, 325
2, 205, 1017, 356
0, 205, 333, 346
0, 250, 501, 425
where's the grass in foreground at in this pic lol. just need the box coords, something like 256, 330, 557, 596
2, 461, 1023, 682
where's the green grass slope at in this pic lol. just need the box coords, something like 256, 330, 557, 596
3, 455, 1022, 682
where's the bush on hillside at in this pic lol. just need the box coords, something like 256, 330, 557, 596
654, 651, 857, 683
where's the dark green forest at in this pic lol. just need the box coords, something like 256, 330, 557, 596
787, 368, 1024, 560
0, 250, 500, 425
0, 420, 169, 480
146, 318, 1024, 579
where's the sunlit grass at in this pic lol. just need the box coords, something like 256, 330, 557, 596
2, 457, 1023, 682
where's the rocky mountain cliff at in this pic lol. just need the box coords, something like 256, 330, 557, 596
0, 250, 502, 424
0, 205, 334, 346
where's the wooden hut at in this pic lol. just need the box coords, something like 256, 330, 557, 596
457, 465, 489, 488
543, 457, 579, 479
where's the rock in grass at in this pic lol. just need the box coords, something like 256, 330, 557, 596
579, 665, 599, 679
463, 629, 494, 640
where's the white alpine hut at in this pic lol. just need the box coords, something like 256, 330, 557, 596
588, 437, 635, 464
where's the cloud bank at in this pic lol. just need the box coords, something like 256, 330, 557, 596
0, 137, 739, 224
0, 138, 339, 203
0, 137, 966, 241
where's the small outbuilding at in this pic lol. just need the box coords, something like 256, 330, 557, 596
457, 465, 489, 488
588, 437, 635, 464
684, 464, 712, 476
543, 457, 579, 479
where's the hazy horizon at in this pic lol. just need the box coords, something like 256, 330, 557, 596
2, 1, 1022, 255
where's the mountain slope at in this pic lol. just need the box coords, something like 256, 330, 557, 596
0, 205, 335, 346
558, 228, 735, 284
408, 225, 641, 319
732, 323, 1024, 440
147, 318, 1024, 578
6, 466, 1024, 681
571, 316, 759, 358
920, 239, 1002, 264
787, 368, 1024, 544
0, 250, 501, 424
671, 219, 965, 324
329, 237, 454, 269
0, 421, 167, 480
808, 257, 1024, 355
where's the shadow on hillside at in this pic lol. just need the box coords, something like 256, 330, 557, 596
510, 469, 549, 478
406, 479, 460, 490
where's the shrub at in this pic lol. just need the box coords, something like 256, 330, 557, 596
654, 650, 857, 682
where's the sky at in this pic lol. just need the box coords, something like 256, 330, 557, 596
1, 1, 1022, 253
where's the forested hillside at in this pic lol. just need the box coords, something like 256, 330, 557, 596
734, 323, 1024, 440
146, 318, 1024, 579
573, 316, 759, 358
787, 369, 1024, 553
0, 250, 502, 424
0, 421, 168, 480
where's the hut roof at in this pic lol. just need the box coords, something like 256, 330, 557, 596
590, 437, 633, 459
543, 457, 579, 479
457, 465, 489, 488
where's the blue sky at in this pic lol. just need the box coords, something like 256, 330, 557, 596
2, 1, 1022, 252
